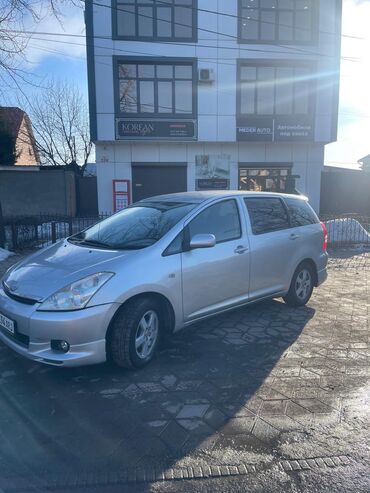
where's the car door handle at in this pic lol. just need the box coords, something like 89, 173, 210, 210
290, 233, 300, 240
234, 245, 249, 254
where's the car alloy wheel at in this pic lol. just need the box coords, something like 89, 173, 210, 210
135, 310, 159, 360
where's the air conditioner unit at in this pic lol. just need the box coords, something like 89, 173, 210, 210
198, 68, 215, 84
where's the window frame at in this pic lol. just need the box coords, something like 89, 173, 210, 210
244, 196, 291, 235
112, 0, 198, 43
236, 59, 316, 118
114, 56, 198, 119
184, 199, 243, 249
237, 0, 319, 46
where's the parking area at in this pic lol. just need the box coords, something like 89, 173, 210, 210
0, 251, 369, 492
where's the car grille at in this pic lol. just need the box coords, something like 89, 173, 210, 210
3, 283, 38, 305
0, 327, 29, 347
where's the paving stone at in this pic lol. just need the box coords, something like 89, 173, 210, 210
160, 421, 188, 451
176, 404, 209, 419
221, 417, 255, 436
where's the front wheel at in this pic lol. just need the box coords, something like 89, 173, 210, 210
107, 298, 161, 369
283, 263, 315, 307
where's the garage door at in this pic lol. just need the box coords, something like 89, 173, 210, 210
132, 164, 187, 202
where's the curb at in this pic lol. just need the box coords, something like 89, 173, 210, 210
0, 455, 357, 491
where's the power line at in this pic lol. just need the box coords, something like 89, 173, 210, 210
81, 0, 369, 42
8, 29, 359, 64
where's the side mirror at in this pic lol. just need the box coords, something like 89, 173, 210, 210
189, 233, 216, 250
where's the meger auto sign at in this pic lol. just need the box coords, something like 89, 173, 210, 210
237, 115, 314, 142
116, 119, 197, 140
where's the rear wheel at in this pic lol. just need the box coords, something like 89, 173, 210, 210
283, 262, 315, 307
107, 298, 161, 369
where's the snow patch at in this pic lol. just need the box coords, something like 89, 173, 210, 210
0, 248, 14, 262
325, 218, 370, 245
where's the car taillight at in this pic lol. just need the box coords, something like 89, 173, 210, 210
321, 222, 328, 251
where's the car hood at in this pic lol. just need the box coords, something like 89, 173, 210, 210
2, 240, 135, 302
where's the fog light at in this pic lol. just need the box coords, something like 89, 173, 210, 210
51, 340, 70, 353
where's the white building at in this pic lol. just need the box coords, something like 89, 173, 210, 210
85, 0, 342, 213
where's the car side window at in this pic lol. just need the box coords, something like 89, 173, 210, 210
188, 200, 241, 243
245, 197, 289, 235
163, 231, 184, 257
284, 198, 319, 227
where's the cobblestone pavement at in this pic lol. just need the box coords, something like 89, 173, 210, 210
0, 250, 369, 492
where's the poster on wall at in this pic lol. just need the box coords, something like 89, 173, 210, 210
113, 180, 131, 212
195, 154, 231, 190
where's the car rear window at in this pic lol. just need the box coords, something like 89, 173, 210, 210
284, 197, 319, 227
244, 197, 289, 235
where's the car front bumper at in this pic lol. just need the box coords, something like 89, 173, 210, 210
0, 287, 119, 367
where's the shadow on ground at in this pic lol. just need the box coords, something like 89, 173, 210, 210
0, 298, 315, 487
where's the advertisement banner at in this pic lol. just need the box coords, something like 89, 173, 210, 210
237, 116, 314, 142
195, 155, 231, 190
116, 119, 197, 140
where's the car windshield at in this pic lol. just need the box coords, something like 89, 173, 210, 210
68, 201, 196, 250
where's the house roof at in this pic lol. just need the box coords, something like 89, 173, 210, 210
0, 106, 40, 164
0, 107, 26, 139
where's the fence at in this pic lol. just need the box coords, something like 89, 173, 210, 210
320, 214, 370, 248
2, 212, 370, 252
2, 214, 109, 251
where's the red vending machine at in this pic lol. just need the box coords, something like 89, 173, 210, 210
113, 179, 131, 212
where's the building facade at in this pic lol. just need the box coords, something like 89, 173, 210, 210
85, 0, 342, 213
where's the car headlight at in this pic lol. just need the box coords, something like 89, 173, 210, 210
37, 272, 114, 311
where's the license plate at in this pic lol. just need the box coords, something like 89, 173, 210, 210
0, 312, 15, 335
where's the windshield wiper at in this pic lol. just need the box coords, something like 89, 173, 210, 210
68, 237, 112, 249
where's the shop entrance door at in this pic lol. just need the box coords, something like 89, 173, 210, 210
132, 163, 187, 202
239, 165, 295, 193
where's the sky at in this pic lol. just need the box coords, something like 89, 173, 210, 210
4, 0, 370, 169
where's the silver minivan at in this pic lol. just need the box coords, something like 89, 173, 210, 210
0, 192, 328, 369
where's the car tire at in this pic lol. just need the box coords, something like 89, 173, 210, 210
283, 262, 315, 307
107, 297, 162, 369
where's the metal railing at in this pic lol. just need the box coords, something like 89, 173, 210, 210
321, 214, 370, 248
1, 212, 370, 252
2, 214, 109, 251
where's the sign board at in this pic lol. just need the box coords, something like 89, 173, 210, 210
237, 116, 314, 142
116, 119, 197, 141
195, 155, 231, 190
113, 179, 131, 212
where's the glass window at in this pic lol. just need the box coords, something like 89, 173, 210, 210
189, 200, 241, 243
279, 11, 294, 41
260, 10, 276, 41
238, 63, 313, 116
245, 197, 289, 234
69, 202, 197, 250
138, 6, 154, 37
116, 0, 196, 41
257, 67, 275, 115
117, 5, 135, 37
285, 198, 318, 227
117, 60, 195, 116
157, 7, 172, 37
239, 0, 317, 43
139, 81, 155, 112
275, 67, 294, 114
158, 81, 173, 113
175, 80, 192, 113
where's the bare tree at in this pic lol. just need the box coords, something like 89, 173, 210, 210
0, 0, 80, 92
20, 79, 92, 173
